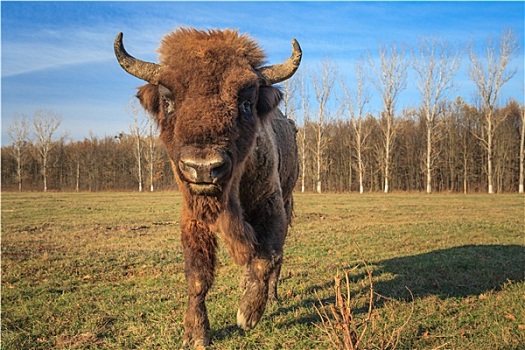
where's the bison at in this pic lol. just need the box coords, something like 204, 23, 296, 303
114, 28, 301, 347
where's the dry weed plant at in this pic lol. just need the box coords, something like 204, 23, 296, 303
314, 246, 414, 350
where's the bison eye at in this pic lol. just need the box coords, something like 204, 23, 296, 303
239, 100, 253, 116
159, 84, 175, 115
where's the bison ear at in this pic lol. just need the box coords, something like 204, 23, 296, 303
136, 84, 160, 118
256, 86, 283, 120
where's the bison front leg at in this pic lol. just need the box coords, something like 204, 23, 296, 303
237, 197, 287, 330
239, 252, 283, 304
181, 220, 217, 348
234, 253, 270, 330
237, 251, 282, 330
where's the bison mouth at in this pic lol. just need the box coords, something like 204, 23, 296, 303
187, 183, 222, 196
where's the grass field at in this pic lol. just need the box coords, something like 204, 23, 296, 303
2, 192, 524, 349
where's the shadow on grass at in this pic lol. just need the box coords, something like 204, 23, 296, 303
274, 244, 525, 329
374, 244, 525, 300
211, 324, 246, 343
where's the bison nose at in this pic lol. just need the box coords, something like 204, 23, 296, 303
179, 156, 230, 184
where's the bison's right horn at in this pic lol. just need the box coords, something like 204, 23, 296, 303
114, 32, 162, 85
258, 38, 302, 86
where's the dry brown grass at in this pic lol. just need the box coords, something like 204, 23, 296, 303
315, 245, 414, 350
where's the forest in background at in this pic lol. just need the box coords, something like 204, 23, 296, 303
2, 98, 522, 193
2, 30, 523, 193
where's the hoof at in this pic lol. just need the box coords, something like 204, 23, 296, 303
236, 281, 268, 330
182, 337, 210, 349
237, 308, 260, 330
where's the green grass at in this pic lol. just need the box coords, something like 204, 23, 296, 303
2, 192, 524, 349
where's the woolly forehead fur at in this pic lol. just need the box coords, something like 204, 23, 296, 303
158, 28, 267, 75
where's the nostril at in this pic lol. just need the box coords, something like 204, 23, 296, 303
210, 161, 229, 180
179, 160, 199, 182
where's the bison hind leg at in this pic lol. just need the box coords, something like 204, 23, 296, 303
267, 261, 282, 304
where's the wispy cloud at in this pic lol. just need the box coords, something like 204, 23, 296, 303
3, 30, 109, 77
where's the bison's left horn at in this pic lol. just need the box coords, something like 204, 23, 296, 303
114, 32, 162, 85
258, 39, 302, 85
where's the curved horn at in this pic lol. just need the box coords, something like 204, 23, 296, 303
259, 39, 302, 85
114, 32, 162, 85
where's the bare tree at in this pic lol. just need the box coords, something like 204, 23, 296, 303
369, 43, 408, 193
456, 100, 480, 194
298, 73, 310, 193
518, 102, 525, 193
68, 137, 82, 192
341, 60, 371, 194
129, 99, 147, 192
146, 115, 159, 192
413, 37, 461, 193
8, 113, 30, 191
281, 77, 299, 120
469, 29, 519, 194
312, 59, 337, 193
33, 110, 62, 192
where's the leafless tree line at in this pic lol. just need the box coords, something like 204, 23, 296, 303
2, 30, 523, 193
285, 29, 523, 194
289, 97, 522, 193
2, 109, 176, 192
1, 100, 522, 194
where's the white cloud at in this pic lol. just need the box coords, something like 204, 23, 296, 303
1, 22, 165, 78
3, 29, 111, 77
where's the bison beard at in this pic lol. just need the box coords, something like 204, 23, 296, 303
114, 28, 301, 348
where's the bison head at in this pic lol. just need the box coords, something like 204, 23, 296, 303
114, 29, 301, 200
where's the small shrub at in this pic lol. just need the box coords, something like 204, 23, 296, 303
314, 247, 413, 350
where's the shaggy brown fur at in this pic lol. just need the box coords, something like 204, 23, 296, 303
118, 28, 299, 348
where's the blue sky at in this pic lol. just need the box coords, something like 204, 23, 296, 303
2, 1, 524, 145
